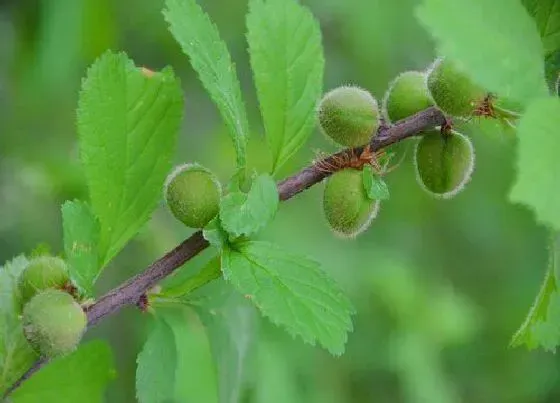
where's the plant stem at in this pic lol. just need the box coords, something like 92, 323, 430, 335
4, 106, 446, 397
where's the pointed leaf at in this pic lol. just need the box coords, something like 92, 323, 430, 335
247, 0, 324, 173
164, 0, 249, 169
78, 51, 183, 267
222, 241, 354, 355
219, 174, 279, 238
509, 97, 560, 229
511, 231, 560, 350
62, 200, 100, 296
362, 165, 390, 200
417, 0, 548, 104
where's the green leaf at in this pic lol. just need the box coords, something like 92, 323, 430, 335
246, 0, 324, 174
61, 200, 100, 296
511, 231, 560, 350
522, 0, 560, 57
162, 307, 218, 403
362, 165, 390, 200
78, 51, 183, 268
509, 97, 560, 229
219, 174, 279, 238
417, 0, 548, 104
163, 255, 222, 298
0, 256, 37, 395
192, 280, 257, 403
136, 317, 177, 403
164, 0, 249, 169
546, 49, 560, 92
203, 218, 230, 250
221, 241, 354, 355
11, 341, 116, 403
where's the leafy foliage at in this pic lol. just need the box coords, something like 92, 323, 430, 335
509, 97, 560, 229
136, 318, 177, 403
417, 0, 548, 104
136, 307, 218, 403
362, 165, 390, 200
219, 174, 279, 238
246, 0, 324, 174
0, 256, 37, 395
511, 232, 560, 351
78, 51, 183, 267
61, 200, 100, 296
221, 241, 354, 355
522, 0, 560, 57
164, 0, 249, 169
10, 341, 115, 403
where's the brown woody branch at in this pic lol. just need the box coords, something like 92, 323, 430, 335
4, 106, 446, 397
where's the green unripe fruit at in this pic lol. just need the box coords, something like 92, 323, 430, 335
414, 130, 475, 198
323, 168, 380, 237
317, 86, 380, 147
383, 71, 434, 123
18, 256, 70, 306
427, 58, 487, 118
23, 289, 86, 358
164, 163, 221, 228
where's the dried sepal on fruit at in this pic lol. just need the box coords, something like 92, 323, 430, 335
414, 129, 475, 199
382, 70, 435, 123
323, 168, 380, 238
317, 86, 380, 147
427, 58, 487, 118
22, 289, 87, 358
164, 163, 222, 228
18, 256, 71, 306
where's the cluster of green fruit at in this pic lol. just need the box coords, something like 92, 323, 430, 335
316, 57, 484, 238
162, 58, 491, 240
16, 256, 86, 358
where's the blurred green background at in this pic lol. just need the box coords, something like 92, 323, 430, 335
1, 0, 559, 402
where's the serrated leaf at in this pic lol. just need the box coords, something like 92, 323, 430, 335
136, 317, 177, 403
219, 174, 279, 238
511, 231, 560, 350
221, 241, 354, 355
246, 0, 324, 174
78, 51, 183, 268
61, 200, 100, 296
417, 0, 548, 104
509, 97, 560, 229
362, 165, 390, 200
522, 0, 560, 57
164, 0, 249, 169
10, 341, 116, 403
0, 256, 37, 395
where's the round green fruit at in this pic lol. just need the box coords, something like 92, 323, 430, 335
383, 70, 434, 123
18, 256, 70, 306
164, 163, 221, 228
414, 130, 475, 198
317, 86, 380, 147
323, 168, 380, 237
427, 58, 487, 118
23, 289, 86, 358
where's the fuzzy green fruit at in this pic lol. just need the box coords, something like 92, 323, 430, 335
414, 130, 475, 198
323, 168, 380, 237
18, 256, 70, 306
23, 289, 86, 358
317, 86, 380, 147
383, 71, 434, 123
164, 163, 221, 228
427, 58, 487, 118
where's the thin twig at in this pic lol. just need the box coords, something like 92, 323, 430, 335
4, 107, 446, 398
